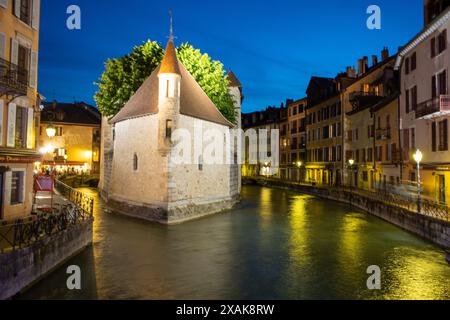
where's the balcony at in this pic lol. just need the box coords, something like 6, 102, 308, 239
376, 128, 391, 140
415, 95, 450, 119
0, 57, 28, 96
349, 91, 384, 111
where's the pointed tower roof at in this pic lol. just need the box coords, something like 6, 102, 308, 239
226, 71, 241, 87
159, 39, 181, 75
159, 11, 181, 75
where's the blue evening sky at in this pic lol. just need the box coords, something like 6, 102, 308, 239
39, 0, 424, 113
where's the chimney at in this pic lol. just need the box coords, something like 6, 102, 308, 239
381, 47, 389, 61
363, 56, 369, 73
357, 59, 364, 77
372, 55, 378, 66
346, 66, 356, 78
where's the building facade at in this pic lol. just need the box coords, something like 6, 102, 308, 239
396, 3, 450, 203
0, 0, 40, 221
242, 103, 287, 178
38, 102, 101, 174
305, 77, 344, 186
285, 98, 307, 181
342, 52, 398, 191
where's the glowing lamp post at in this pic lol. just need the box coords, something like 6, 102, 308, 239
413, 149, 423, 213
46, 125, 56, 138
296, 161, 302, 182
348, 159, 355, 189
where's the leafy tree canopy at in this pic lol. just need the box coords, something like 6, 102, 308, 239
94, 40, 236, 123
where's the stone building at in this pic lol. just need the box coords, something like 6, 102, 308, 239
0, 0, 41, 221
99, 38, 242, 224
241, 102, 288, 178
305, 76, 345, 186
342, 52, 398, 191
286, 98, 307, 181
38, 102, 101, 174
395, 1, 450, 203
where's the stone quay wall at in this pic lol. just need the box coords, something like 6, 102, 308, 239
0, 219, 93, 300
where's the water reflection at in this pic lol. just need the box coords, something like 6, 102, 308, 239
20, 186, 450, 300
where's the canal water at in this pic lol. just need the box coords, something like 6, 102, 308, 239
20, 186, 449, 300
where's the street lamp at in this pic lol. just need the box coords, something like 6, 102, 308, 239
296, 161, 303, 182
46, 125, 56, 138
413, 149, 423, 213
348, 159, 355, 189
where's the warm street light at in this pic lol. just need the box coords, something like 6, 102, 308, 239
348, 159, 355, 189
413, 149, 423, 213
46, 125, 56, 138
296, 161, 302, 168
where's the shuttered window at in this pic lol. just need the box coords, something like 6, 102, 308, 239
405, 89, 410, 113
29, 51, 38, 88
439, 119, 448, 151
7, 103, 16, 147
431, 37, 436, 57
432, 75, 437, 98
432, 122, 437, 152
438, 70, 447, 95
411, 86, 418, 111
0, 33, 5, 59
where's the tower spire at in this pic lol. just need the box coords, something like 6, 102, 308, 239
168, 10, 175, 42
159, 10, 181, 75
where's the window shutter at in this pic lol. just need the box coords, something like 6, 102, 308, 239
0, 99, 3, 146
0, 0, 7, 8
14, 0, 21, 17
431, 37, 436, 57
7, 103, 16, 147
0, 33, 5, 59
432, 122, 437, 152
26, 108, 34, 149
32, 0, 39, 30
405, 89, 410, 113
11, 38, 18, 65
29, 51, 38, 88
4, 171, 12, 206
444, 119, 448, 151
21, 171, 26, 204
432, 75, 437, 98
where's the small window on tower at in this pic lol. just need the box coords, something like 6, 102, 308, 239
166, 80, 170, 97
133, 153, 138, 171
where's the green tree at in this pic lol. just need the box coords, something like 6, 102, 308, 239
94, 40, 235, 123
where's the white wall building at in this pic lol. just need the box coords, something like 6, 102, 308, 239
100, 38, 242, 224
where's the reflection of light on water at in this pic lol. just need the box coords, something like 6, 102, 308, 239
289, 195, 309, 260
337, 213, 367, 278
259, 188, 273, 229
383, 248, 450, 300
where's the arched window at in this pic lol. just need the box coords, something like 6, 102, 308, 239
133, 153, 138, 171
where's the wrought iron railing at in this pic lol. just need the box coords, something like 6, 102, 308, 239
375, 128, 391, 140
0, 181, 94, 252
54, 179, 94, 216
0, 203, 92, 252
416, 95, 450, 119
0, 57, 28, 95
